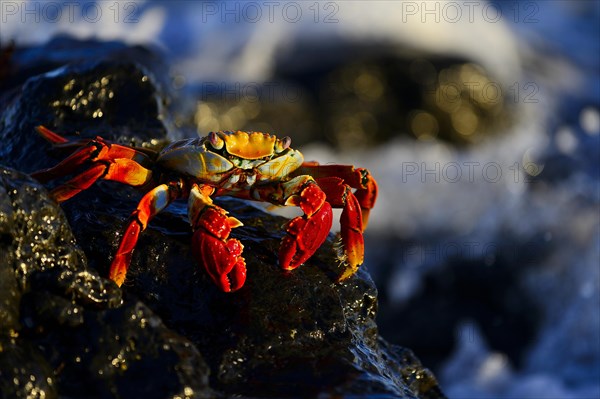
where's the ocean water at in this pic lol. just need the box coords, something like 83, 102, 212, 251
2, 1, 598, 397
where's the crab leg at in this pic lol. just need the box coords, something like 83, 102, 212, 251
45, 159, 152, 202
31, 128, 154, 202
109, 181, 182, 286
251, 175, 333, 271
36, 125, 69, 144
32, 126, 153, 184
313, 176, 365, 280
188, 184, 246, 293
291, 163, 378, 281
292, 162, 378, 228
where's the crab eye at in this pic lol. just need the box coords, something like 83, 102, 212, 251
277, 136, 291, 152
208, 132, 224, 149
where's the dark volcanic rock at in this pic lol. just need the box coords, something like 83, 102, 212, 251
0, 38, 446, 398
0, 167, 212, 399
66, 192, 444, 398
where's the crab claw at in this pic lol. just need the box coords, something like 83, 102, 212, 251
279, 184, 333, 270
279, 202, 333, 270
192, 207, 247, 292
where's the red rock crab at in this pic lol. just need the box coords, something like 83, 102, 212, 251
32, 126, 378, 292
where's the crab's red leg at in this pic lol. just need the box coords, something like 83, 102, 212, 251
251, 175, 333, 271
291, 163, 378, 281
34, 125, 158, 160
31, 127, 154, 202
109, 181, 182, 286
292, 162, 378, 228
31, 141, 103, 183
188, 184, 247, 293
46, 158, 152, 202
32, 126, 153, 183
36, 125, 69, 144
313, 176, 364, 280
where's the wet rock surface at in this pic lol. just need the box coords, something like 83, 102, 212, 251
0, 168, 211, 399
0, 38, 446, 398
